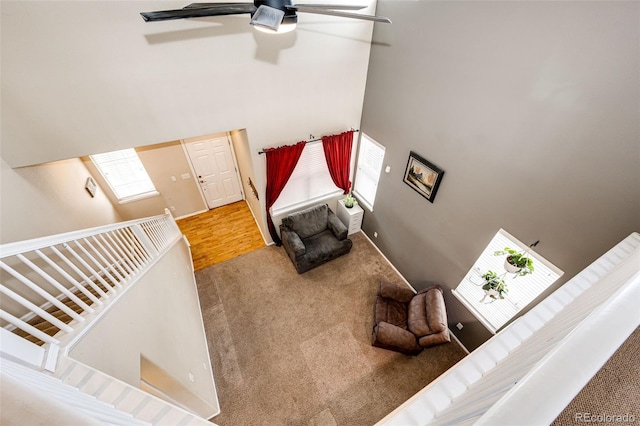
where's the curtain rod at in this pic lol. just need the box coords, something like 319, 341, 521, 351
258, 129, 359, 155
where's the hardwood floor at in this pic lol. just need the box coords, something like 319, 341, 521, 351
176, 201, 266, 271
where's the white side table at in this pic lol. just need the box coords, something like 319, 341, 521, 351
337, 199, 364, 235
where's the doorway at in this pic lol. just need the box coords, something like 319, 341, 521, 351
184, 134, 243, 209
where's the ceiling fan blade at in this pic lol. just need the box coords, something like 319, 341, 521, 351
291, 4, 366, 10
287, 5, 391, 23
141, 4, 256, 22
183, 2, 251, 9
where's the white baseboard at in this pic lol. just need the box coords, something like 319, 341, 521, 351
448, 328, 470, 354
244, 200, 271, 246
359, 231, 415, 292
174, 209, 208, 221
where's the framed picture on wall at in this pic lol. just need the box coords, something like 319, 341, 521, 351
85, 177, 97, 198
402, 151, 444, 203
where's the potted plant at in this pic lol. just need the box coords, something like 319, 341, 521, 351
343, 193, 358, 208
481, 270, 508, 300
494, 247, 534, 276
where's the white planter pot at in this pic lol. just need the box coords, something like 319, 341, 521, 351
504, 257, 522, 274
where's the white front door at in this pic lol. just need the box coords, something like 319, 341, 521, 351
185, 135, 243, 209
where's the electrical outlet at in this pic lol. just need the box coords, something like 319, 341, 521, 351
456, 323, 464, 330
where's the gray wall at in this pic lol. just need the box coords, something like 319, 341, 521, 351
360, 1, 640, 350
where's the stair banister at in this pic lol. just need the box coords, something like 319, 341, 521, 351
476, 268, 640, 425
0, 213, 171, 257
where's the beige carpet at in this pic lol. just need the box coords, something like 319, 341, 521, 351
195, 232, 467, 426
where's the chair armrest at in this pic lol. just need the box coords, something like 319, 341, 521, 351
414, 285, 447, 335
327, 210, 348, 240
418, 330, 450, 348
281, 227, 306, 257
372, 322, 422, 355
378, 280, 416, 303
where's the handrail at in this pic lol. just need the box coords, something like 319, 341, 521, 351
0, 213, 171, 257
477, 270, 640, 425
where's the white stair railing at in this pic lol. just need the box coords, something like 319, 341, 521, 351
378, 232, 640, 426
0, 213, 220, 425
2, 356, 211, 426
0, 213, 181, 361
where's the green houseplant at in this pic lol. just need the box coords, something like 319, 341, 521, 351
494, 247, 534, 276
481, 270, 508, 300
343, 193, 358, 208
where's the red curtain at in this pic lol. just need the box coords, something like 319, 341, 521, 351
322, 130, 354, 194
265, 141, 306, 245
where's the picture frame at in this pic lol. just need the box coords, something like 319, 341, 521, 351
402, 151, 444, 203
85, 177, 97, 198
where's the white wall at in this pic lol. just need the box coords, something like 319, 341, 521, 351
0, 158, 122, 244
229, 129, 266, 241
69, 239, 219, 417
1, 0, 377, 242
82, 141, 208, 221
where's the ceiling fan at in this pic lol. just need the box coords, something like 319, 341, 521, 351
140, 0, 391, 33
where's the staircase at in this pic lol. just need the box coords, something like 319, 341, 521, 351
11, 277, 113, 346
378, 232, 640, 425
0, 213, 217, 425
0, 214, 177, 350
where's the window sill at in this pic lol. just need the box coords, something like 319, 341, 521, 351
271, 189, 343, 218
118, 191, 161, 205
352, 190, 373, 212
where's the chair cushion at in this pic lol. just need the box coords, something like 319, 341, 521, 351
407, 287, 447, 337
290, 229, 353, 273
372, 322, 422, 355
282, 204, 329, 239
374, 296, 408, 329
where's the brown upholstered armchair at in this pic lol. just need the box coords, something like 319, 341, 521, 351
372, 280, 450, 355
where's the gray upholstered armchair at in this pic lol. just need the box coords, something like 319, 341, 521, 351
372, 280, 450, 355
280, 204, 353, 274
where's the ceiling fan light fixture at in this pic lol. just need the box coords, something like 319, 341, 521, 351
250, 5, 285, 31
253, 22, 297, 34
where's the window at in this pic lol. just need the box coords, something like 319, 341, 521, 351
90, 148, 158, 203
353, 133, 385, 211
452, 229, 564, 334
271, 142, 341, 214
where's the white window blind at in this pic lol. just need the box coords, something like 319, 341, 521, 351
353, 133, 385, 211
271, 142, 341, 214
452, 229, 564, 334
90, 148, 158, 203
